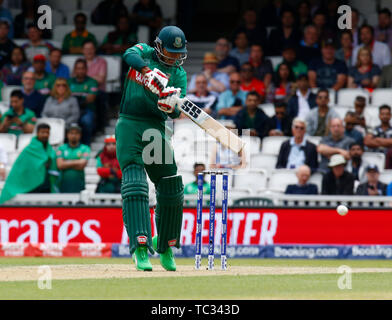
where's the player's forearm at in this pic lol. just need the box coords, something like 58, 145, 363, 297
317, 144, 342, 157
123, 49, 148, 72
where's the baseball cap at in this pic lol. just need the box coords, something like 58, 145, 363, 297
67, 123, 82, 132
33, 54, 46, 62
321, 37, 336, 48
366, 164, 379, 173
328, 154, 346, 167
203, 52, 218, 64
104, 135, 116, 144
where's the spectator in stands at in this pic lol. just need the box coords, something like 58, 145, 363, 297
321, 154, 354, 195
297, 25, 321, 66
350, 8, 360, 47
305, 89, 339, 136
352, 25, 391, 69
185, 74, 217, 116
285, 165, 318, 195
239, 62, 266, 99
0, 21, 16, 68
91, 0, 128, 25
296, 1, 312, 32
41, 78, 80, 127
32, 54, 56, 96
232, 8, 267, 47
312, 9, 336, 43
100, 15, 137, 56
14, 0, 49, 39
95, 135, 121, 193
130, 0, 162, 42
335, 30, 353, 68
184, 163, 210, 196
56, 124, 90, 193
234, 91, 269, 140
215, 38, 240, 74
0, 143, 7, 180
287, 73, 317, 119
216, 71, 246, 120
62, 13, 97, 55
83, 40, 108, 132
276, 118, 318, 171
318, 118, 355, 172
374, 8, 392, 49
356, 165, 387, 196
266, 100, 293, 137
69, 59, 99, 145
259, 0, 285, 28
0, 46, 30, 85
364, 104, 392, 153
21, 70, 45, 117
353, 96, 371, 135
188, 52, 229, 97
277, 46, 308, 78
346, 142, 369, 183
0, 89, 35, 136
267, 8, 301, 56
0, 0, 13, 39
267, 62, 295, 103
344, 111, 364, 145
45, 48, 70, 79
21, 24, 54, 63
0, 123, 59, 204
248, 44, 273, 89
308, 38, 347, 91
229, 32, 250, 66
348, 47, 381, 90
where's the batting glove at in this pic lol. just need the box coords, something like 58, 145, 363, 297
144, 68, 169, 96
157, 87, 181, 113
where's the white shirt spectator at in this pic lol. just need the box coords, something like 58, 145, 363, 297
296, 89, 311, 120
352, 41, 391, 68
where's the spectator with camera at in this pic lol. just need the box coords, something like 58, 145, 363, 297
0, 89, 35, 136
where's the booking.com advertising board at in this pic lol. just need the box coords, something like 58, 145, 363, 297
1, 207, 392, 259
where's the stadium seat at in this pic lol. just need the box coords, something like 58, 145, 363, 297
261, 136, 289, 155
337, 89, 370, 106
0, 101, 9, 114
233, 169, 268, 193
85, 184, 97, 192
86, 175, 100, 184
35, 118, 65, 146
366, 106, 381, 129
1, 86, 23, 102
371, 89, 392, 107
157, 0, 177, 24
17, 134, 33, 151
241, 135, 261, 154
0, 134, 17, 153
258, 103, 275, 117
266, 56, 283, 70
362, 152, 386, 171
179, 170, 194, 186
334, 105, 353, 119
48, 0, 78, 12
268, 169, 297, 193
249, 153, 277, 170
308, 172, 323, 192
104, 55, 122, 92
379, 169, 392, 185
306, 136, 322, 146
85, 167, 96, 176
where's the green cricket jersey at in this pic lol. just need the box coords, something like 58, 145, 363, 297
68, 77, 99, 111
56, 143, 90, 193
120, 43, 187, 122
34, 72, 56, 96
184, 181, 210, 195
62, 30, 98, 54
0, 108, 36, 136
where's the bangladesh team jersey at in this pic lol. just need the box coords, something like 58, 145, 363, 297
0, 108, 36, 136
34, 72, 56, 96
120, 43, 187, 122
56, 143, 90, 193
184, 181, 210, 195
69, 76, 99, 111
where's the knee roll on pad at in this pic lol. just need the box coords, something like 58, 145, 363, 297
121, 164, 153, 255
155, 175, 184, 253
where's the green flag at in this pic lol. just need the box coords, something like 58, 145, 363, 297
0, 136, 59, 204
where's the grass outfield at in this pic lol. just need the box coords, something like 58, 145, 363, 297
1, 257, 392, 299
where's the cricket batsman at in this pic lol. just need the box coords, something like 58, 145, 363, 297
116, 26, 187, 271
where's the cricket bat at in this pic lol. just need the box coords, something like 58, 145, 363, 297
176, 97, 245, 154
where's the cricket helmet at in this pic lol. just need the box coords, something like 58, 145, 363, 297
154, 26, 187, 67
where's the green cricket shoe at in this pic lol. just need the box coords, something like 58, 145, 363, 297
152, 235, 176, 271
132, 246, 153, 271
